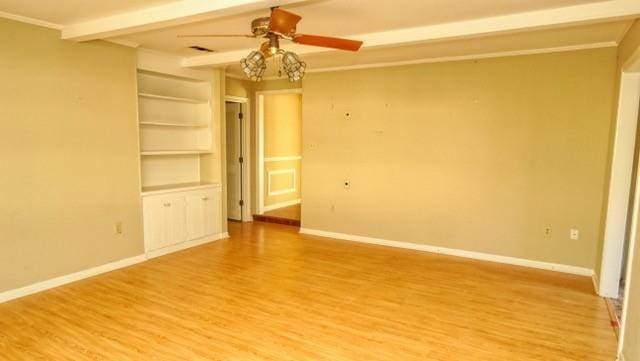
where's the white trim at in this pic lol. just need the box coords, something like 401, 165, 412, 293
0, 254, 147, 303
305, 43, 618, 75
107, 39, 140, 48
264, 155, 302, 162
225, 95, 253, 222
182, 0, 640, 67
0, 11, 63, 30
224, 97, 252, 222
263, 198, 301, 212
0, 231, 230, 304
225, 95, 248, 103
299, 228, 594, 276
256, 88, 303, 95
600, 73, 640, 298
257, 94, 265, 214
146, 232, 228, 259
267, 168, 296, 196
592, 274, 600, 295
618, 74, 640, 355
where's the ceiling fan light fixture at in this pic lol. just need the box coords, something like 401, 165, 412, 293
240, 50, 267, 81
282, 51, 306, 82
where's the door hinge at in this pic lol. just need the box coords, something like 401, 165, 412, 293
239, 156, 244, 163
239, 200, 244, 206
238, 112, 244, 120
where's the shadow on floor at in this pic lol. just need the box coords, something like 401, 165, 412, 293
253, 204, 301, 227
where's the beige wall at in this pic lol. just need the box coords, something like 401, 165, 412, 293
302, 48, 616, 269
226, 77, 253, 98
617, 19, 640, 361
263, 94, 302, 207
0, 19, 143, 292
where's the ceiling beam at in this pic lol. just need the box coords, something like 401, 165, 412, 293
182, 0, 640, 68
62, 0, 311, 41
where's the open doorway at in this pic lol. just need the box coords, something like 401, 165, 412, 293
225, 96, 251, 222
254, 89, 303, 227
599, 53, 640, 359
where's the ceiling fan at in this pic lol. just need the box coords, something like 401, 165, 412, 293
179, 7, 364, 82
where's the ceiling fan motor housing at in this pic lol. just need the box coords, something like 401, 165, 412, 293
251, 16, 296, 37
251, 17, 271, 36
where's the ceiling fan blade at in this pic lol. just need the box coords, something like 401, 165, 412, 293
269, 8, 301, 35
293, 34, 363, 51
178, 34, 256, 38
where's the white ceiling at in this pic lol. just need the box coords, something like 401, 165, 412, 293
113, 0, 607, 55
0, 0, 638, 75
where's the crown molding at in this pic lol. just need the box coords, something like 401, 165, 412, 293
0, 11, 62, 30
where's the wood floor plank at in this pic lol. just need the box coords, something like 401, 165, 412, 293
0, 222, 617, 360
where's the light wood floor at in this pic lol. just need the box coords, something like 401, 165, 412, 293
0, 222, 617, 360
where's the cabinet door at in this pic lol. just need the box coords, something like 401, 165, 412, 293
204, 188, 222, 236
186, 191, 207, 240
143, 196, 168, 251
164, 194, 187, 246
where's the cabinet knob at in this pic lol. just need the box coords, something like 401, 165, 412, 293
202, 197, 209, 201
164, 203, 171, 207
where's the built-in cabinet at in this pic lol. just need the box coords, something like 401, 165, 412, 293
136, 64, 224, 257
142, 186, 222, 256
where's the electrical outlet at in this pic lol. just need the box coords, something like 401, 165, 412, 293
570, 229, 579, 240
343, 180, 351, 189
115, 222, 123, 235
544, 227, 552, 237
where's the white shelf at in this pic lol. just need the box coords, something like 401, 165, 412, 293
137, 69, 214, 191
142, 182, 221, 196
140, 121, 209, 128
141, 150, 212, 156
138, 93, 208, 104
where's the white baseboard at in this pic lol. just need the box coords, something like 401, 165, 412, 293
592, 273, 600, 295
0, 254, 147, 304
299, 228, 594, 276
0, 232, 232, 305
146, 232, 229, 259
263, 199, 301, 212
618, 354, 626, 361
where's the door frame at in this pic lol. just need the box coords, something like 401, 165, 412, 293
255, 88, 303, 215
616, 48, 640, 359
225, 95, 251, 222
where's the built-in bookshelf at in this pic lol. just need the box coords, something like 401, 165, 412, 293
137, 70, 214, 194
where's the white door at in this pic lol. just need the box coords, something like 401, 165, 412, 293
226, 102, 243, 221
143, 196, 168, 251
186, 191, 207, 240
204, 188, 222, 236
164, 194, 187, 246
